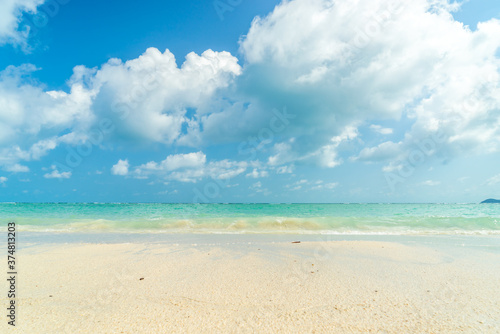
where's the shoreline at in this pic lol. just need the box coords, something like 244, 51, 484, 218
6, 234, 500, 333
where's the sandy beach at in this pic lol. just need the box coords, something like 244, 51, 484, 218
5, 235, 500, 333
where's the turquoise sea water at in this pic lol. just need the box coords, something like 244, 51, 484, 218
1, 203, 500, 235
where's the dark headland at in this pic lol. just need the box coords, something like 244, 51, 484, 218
480, 199, 500, 203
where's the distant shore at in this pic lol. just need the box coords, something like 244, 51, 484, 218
9, 234, 500, 333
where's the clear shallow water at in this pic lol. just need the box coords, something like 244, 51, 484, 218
1, 203, 500, 235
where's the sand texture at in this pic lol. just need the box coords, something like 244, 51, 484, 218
4, 236, 500, 333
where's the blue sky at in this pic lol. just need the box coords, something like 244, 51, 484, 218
0, 0, 499, 203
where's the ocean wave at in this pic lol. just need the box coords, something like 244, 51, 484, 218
13, 216, 500, 235
4, 203, 499, 235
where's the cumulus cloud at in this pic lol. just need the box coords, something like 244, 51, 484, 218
92, 48, 241, 144
246, 168, 269, 178
135, 152, 206, 174
2, 0, 500, 179
0, 64, 95, 169
3, 163, 29, 172
126, 152, 248, 182
111, 159, 130, 176
43, 165, 71, 179
238, 0, 500, 169
0, 176, 7, 184
0, 0, 45, 47
0, 48, 241, 170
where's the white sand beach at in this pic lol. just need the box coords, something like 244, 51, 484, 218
5, 236, 500, 333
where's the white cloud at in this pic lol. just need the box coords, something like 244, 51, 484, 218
486, 174, 500, 186
238, 0, 500, 167
324, 182, 338, 189
2, 0, 500, 176
249, 181, 270, 194
143, 151, 206, 172
92, 48, 241, 144
164, 151, 206, 170
0, 0, 45, 47
421, 180, 440, 186
251, 181, 262, 189
206, 160, 247, 180
268, 140, 296, 166
43, 165, 71, 179
0, 48, 240, 170
28, 137, 58, 159
246, 168, 269, 178
370, 124, 393, 135
285, 178, 338, 191
0, 64, 95, 169
310, 126, 358, 167
311, 182, 338, 190
128, 152, 248, 182
285, 179, 308, 191
134, 152, 207, 178
0, 176, 7, 184
111, 159, 129, 176
357, 141, 403, 162
3, 163, 29, 172
166, 167, 205, 183
276, 165, 294, 174
268, 127, 358, 169
295, 66, 328, 84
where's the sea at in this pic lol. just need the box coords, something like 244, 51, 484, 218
2, 203, 499, 236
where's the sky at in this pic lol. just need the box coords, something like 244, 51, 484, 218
0, 0, 499, 203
